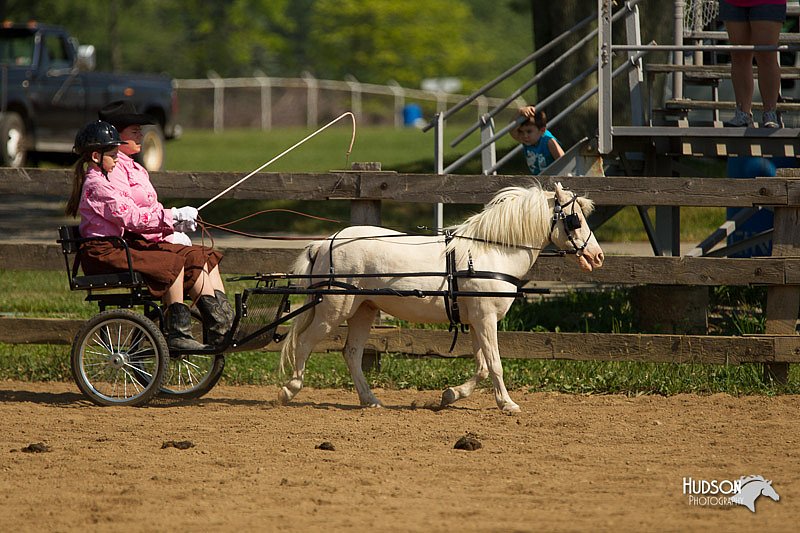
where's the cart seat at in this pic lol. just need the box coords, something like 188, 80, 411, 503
57, 225, 146, 291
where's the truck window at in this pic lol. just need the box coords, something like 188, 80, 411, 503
0, 32, 35, 66
42, 34, 70, 69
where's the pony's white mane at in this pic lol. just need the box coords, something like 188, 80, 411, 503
446, 185, 551, 257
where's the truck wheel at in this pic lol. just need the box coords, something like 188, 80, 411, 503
0, 112, 27, 167
138, 125, 165, 171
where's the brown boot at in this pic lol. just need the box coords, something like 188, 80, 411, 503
197, 294, 232, 347
165, 302, 207, 351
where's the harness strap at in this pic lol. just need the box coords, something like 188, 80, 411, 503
326, 229, 345, 289
454, 269, 524, 287
443, 238, 460, 329
443, 234, 471, 352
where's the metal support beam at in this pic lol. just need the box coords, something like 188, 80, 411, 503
598, 0, 613, 154
479, 115, 497, 175
673, 0, 685, 99
433, 113, 444, 232
624, 2, 645, 127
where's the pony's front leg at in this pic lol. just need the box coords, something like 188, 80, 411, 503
472, 318, 519, 413
441, 332, 488, 407
343, 303, 382, 407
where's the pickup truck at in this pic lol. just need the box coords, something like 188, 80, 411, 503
0, 22, 179, 170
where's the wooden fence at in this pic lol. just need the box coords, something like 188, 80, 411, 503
2, 168, 799, 376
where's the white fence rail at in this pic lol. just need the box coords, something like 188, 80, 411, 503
173, 72, 522, 132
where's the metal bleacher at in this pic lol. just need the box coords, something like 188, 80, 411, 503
426, 1, 798, 256
610, 1, 800, 162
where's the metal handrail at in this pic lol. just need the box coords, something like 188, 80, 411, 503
448, 22, 601, 149
614, 44, 800, 52
447, 0, 647, 150
486, 50, 648, 175
420, 13, 597, 133
435, 0, 648, 177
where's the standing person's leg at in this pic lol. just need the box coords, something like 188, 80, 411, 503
725, 20, 755, 116
752, 20, 784, 126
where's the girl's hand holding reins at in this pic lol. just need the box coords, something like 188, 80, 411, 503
172, 206, 199, 232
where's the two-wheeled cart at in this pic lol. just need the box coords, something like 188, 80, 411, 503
59, 226, 548, 407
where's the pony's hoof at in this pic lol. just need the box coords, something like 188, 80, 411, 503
440, 388, 458, 407
500, 402, 521, 414
361, 399, 383, 408
278, 387, 293, 405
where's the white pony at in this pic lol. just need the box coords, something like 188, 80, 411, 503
279, 183, 604, 413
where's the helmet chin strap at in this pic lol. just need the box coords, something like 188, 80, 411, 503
93, 150, 110, 180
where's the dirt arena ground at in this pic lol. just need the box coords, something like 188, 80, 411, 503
0, 381, 797, 532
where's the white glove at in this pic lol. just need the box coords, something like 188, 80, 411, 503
171, 206, 198, 232
171, 206, 198, 222
166, 231, 193, 246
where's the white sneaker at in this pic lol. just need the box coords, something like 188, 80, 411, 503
724, 108, 754, 127
762, 109, 782, 128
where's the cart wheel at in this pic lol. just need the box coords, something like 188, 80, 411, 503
158, 309, 225, 400
71, 309, 169, 407
161, 353, 225, 399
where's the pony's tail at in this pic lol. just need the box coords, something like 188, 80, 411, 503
279, 242, 323, 374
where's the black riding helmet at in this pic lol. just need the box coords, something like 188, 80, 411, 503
73, 120, 125, 155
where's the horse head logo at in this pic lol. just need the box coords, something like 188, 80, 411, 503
732, 475, 780, 513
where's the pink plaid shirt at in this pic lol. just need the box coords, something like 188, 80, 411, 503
78, 152, 175, 241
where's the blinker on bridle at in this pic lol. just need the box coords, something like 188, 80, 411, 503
550, 194, 591, 255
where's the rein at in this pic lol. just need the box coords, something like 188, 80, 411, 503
196, 212, 586, 257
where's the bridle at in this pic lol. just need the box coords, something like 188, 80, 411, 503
549, 194, 593, 256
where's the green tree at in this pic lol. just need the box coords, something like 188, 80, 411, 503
158, 0, 293, 77
0, 0, 536, 91
0, 0, 293, 77
306, 0, 476, 87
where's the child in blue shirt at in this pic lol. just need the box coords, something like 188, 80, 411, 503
510, 106, 564, 175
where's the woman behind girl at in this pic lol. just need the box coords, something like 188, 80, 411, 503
65, 119, 232, 351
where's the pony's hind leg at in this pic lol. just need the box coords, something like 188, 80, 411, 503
278, 308, 336, 405
343, 303, 382, 407
441, 332, 489, 407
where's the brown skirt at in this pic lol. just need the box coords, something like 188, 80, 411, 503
79, 234, 223, 298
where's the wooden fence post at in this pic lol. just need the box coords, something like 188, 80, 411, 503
763, 205, 800, 384
350, 162, 383, 372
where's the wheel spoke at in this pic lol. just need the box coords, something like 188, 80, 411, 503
92, 329, 113, 353
120, 367, 146, 393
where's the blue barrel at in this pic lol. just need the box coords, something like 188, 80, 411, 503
402, 104, 423, 127
725, 157, 786, 257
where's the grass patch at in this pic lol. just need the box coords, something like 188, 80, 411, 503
1, 270, 797, 394
164, 125, 519, 236
165, 125, 519, 174
594, 206, 728, 243
2, 344, 797, 395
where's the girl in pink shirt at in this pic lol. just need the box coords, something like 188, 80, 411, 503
66, 113, 232, 352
